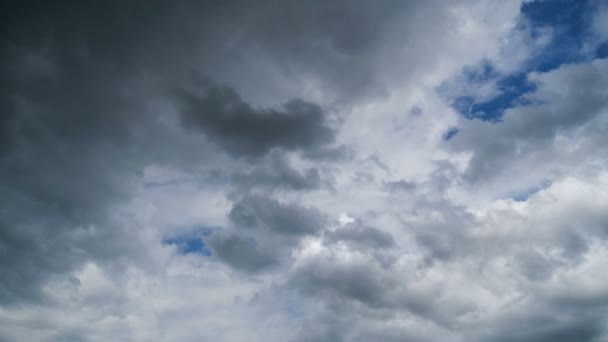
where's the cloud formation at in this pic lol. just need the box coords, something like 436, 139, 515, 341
2, 0, 608, 341
176, 80, 335, 157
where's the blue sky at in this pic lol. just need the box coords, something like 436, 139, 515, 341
163, 235, 212, 256
162, 227, 214, 256
446, 0, 603, 123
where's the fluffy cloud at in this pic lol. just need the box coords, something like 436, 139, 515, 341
2, 1, 608, 341
449, 59, 608, 196
175, 80, 336, 158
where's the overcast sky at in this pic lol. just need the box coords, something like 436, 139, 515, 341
2, 1, 608, 341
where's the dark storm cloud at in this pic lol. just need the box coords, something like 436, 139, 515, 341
1, 0, 427, 113
1, 0, 346, 302
233, 0, 405, 101
175, 81, 335, 158
2, 1, 196, 74
0, 25, 153, 302
0, 0, 233, 303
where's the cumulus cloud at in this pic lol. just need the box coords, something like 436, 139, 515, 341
175, 80, 336, 158
449, 59, 608, 194
2, 0, 608, 341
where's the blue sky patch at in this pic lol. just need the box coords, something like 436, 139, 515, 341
452, 73, 536, 122
162, 227, 214, 256
442, 127, 460, 140
521, 0, 592, 72
510, 179, 552, 202
597, 42, 608, 59
164, 236, 212, 256
444, 0, 600, 123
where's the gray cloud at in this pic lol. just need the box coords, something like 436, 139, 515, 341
3, 1, 608, 342
230, 153, 323, 192
301, 144, 351, 161
290, 258, 392, 308
208, 234, 278, 272
383, 179, 417, 192
209, 194, 326, 272
229, 195, 324, 236
0, 35, 153, 302
175, 80, 336, 158
479, 311, 605, 342
1, 0, 342, 304
325, 222, 395, 249
288, 251, 471, 330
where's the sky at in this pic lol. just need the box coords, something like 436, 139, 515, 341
2, 0, 608, 341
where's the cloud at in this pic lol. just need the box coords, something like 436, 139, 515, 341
175, 79, 336, 158
0, 34, 154, 302
0, 0, 338, 304
3, 1, 608, 341
208, 234, 278, 272
229, 195, 324, 235
325, 222, 396, 249
230, 153, 324, 192
448, 59, 608, 194
208, 194, 326, 272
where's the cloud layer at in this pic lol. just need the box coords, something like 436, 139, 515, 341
2, 1, 608, 341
